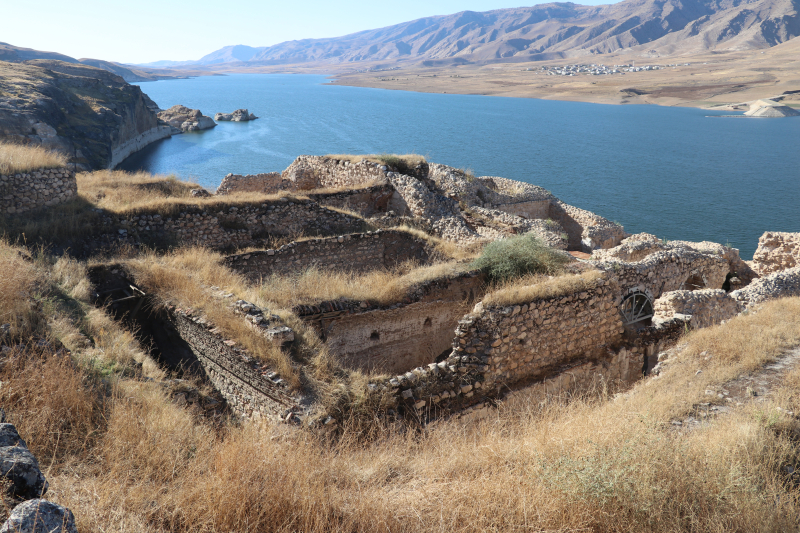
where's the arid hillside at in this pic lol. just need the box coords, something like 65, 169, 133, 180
185, 0, 800, 67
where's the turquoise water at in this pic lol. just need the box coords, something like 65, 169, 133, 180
123, 74, 800, 259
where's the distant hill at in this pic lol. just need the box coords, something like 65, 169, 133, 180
0, 42, 212, 82
170, 0, 800, 67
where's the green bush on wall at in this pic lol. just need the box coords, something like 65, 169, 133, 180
471, 232, 569, 282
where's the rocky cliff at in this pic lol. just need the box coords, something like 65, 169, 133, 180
0, 60, 171, 170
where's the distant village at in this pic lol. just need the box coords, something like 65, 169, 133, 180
524, 62, 693, 76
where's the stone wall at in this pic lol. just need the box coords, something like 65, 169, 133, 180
297, 272, 484, 375
653, 289, 741, 329
216, 172, 283, 195
168, 308, 299, 421
597, 249, 730, 301
731, 266, 800, 311
549, 201, 628, 252
282, 156, 390, 190
94, 198, 368, 251
459, 278, 623, 387
751, 232, 800, 276
651, 267, 800, 328
308, 185, 395, 217
365, 279, 688, 424
0, 167, 77, 216
222, 230, 432, 281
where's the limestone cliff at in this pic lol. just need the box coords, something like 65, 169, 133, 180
0, 59, 171, 170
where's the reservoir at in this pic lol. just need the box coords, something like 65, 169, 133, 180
121, 74, 800, 258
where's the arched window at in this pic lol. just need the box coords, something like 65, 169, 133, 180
620, 290, 654, 325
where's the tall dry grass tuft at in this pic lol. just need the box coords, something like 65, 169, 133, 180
0, 142, 68, 175
0, 348, 104, 463
0, 242, 45, 339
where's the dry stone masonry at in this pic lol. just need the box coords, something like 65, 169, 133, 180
216, 172, 283, 195
751, 232, 800, 276
295, 271, 484, 374
214, 155, 625, 250
0, 167, 76, 216
94, 198, 367, 251
223, 229, 432, 280
168, 306, 303, 421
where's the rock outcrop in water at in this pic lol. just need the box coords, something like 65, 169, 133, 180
0, 60, 172, 170
158, 105, 217, 133
215, 109, 258, 122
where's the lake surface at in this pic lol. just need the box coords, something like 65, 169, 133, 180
123, 73, 800, 259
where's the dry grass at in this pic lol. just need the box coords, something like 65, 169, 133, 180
482, 269, 603, 307
0, 142, 68, 175
0, 243, 43, 339
325, 153, 426, 169
124, 247, 303, 386
24, 296, 799, 533
257, 260, 471, 309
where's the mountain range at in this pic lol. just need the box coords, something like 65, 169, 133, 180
137, 0, 800, 69
0, 42, 211, 82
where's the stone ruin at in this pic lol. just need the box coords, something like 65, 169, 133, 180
0, 167, 77, 216
65, 154, 800, 428
214, 155, 627, 251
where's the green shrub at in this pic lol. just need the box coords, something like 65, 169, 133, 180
470, 232, 569, 282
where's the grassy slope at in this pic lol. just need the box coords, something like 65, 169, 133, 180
3, 232, 800, 531
2, 168, 800, 531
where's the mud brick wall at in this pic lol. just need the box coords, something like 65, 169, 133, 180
169, 310, 296, 420
223, 230, 431, 281
1, 167, 77, 216
490, 200, 550, 220
96, 198, 367, 251
300, 272, 484, 375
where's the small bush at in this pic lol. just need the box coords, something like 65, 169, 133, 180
470, 233, 569, 282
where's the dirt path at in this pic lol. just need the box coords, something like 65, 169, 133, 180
670, 346, 800, 429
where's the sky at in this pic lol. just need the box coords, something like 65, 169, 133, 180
3, 0, 615, 65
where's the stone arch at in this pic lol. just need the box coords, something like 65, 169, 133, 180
681, 272, 706, 291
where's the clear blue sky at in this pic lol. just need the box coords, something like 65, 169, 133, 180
4, 0, 616, 64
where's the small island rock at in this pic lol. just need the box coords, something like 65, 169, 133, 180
214, 109, 258, 122
157, 105, 217, 133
